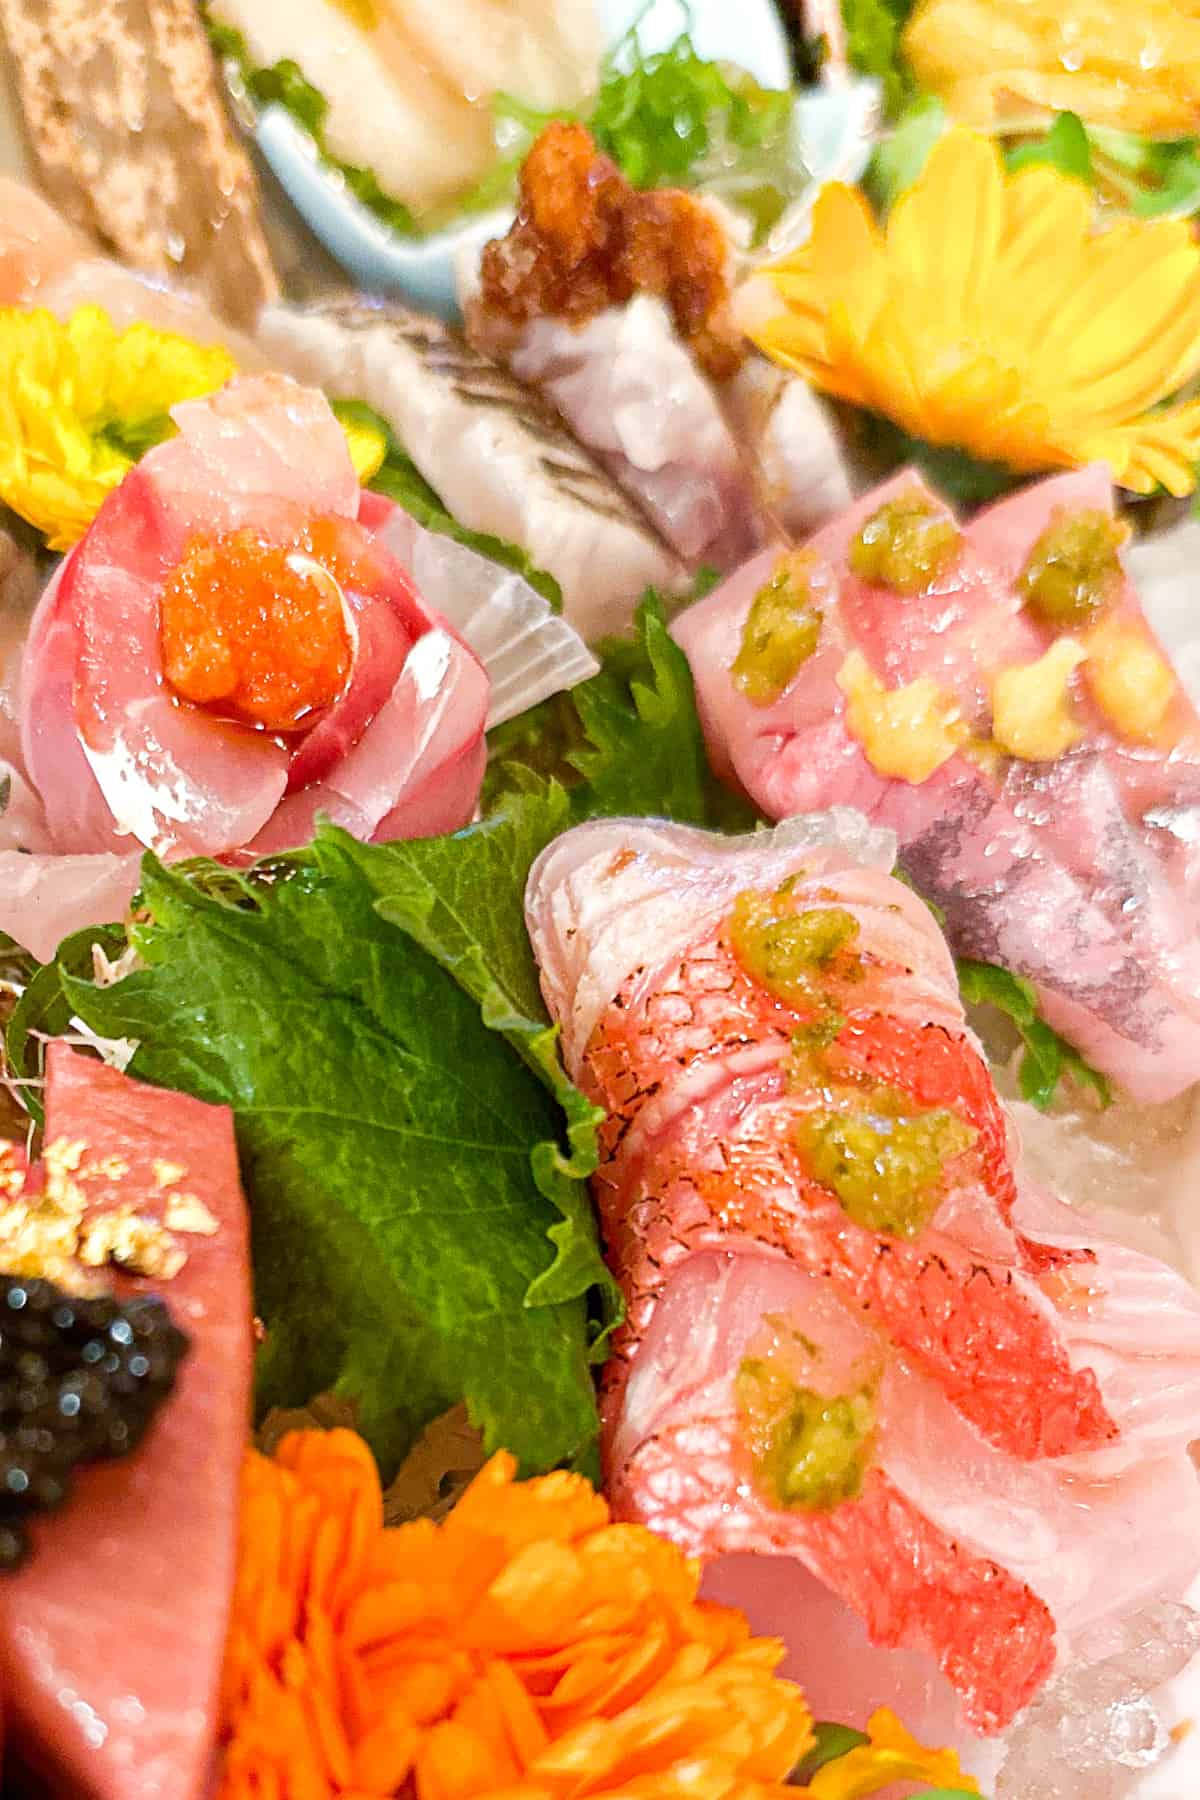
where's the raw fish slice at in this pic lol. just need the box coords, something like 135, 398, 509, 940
19, 375, 489, 863
525, 814, 1200, 1729
157, 374, 361, 536
672, 474, 1200, 1100
391, 0, 600, 114
211, 0, 494, 213
247, 627, 489, 852
48, 466, 291, 857
0, 175, 86, 301
0, 851, 141, 962
608, 1249, 1055, 1733
360, 490, 599, 727
0, 1045, 253, 1800
581, 923, 1112, 1462
0, 761, 47, 852
258, 299, 687, 639
0, 178, 266, 364
497, 297, 765, 568
0, 522, 41, 773
720, 358, 856, 538
971, 467, 1200, 899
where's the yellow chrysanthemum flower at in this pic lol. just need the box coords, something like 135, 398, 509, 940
746, 129, 1200, 497
905, 0, 1200, 139
799, 1708, 980, 1798
0, 306, 237, 551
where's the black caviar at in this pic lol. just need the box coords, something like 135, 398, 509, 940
0, 1276, 189, 1569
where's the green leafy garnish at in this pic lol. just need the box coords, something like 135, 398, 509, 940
587, 17, 793, 193
1006, 110, 1092, 182
791, 1722, 871, 1782
49, 838, 616, 1478
956, 958, 1111, 1111
462, 5, 802, 238
485, 591, 760, 830
336, 401, 562, 612
841, 0, 918, 118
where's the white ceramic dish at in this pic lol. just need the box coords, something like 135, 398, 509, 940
233, 0, 802, 316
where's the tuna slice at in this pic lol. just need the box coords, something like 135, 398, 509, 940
672, 467, 1200, 1102
257, 298, 687, 641
525, 814, 1200, 1732
0, 1043, 252, 1800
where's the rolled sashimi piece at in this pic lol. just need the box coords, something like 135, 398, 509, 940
673, 468, 1200, 1101
18, 374, 489, 870
258, 298, 686, 641
525, 813, 1200, 1732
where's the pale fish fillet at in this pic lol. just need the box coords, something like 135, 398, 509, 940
258, 298, 686, 639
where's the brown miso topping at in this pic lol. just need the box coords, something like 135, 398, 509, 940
474, 121, 742, 380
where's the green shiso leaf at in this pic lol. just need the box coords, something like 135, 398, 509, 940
485, 590, 761, 830
1006, 111, 1092, 182
841, 0, 918, 119
55, 841, 612, 1477
339, 400, 563, 612
956, 958, 1111, 1112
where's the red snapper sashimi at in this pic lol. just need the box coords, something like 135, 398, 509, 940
525, 814, 1200, 1733
673, 468, 1200, 1101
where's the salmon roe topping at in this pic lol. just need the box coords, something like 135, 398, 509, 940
160, 517, 358, 732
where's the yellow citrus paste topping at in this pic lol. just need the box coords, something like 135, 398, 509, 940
1084, 615, 1177, 744
990, 638, 1086, 762
837, 650, 966, 783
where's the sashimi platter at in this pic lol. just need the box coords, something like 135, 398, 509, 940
5, 0, 1200, 1795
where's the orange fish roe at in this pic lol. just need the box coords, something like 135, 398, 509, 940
160, 517, 360, 732
217, 1431, 814, 1799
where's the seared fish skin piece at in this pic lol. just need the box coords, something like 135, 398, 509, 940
525, 812, 1200, 1733
0, 0, 278, 327
258, 298, 687, 641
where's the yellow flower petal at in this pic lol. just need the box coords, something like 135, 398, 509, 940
801, 1707, 980, 1799
905, 0, 1200, 138
749, 128, 1200, 495
0, 305, 237, 547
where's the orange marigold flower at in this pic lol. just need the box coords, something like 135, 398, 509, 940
217, 1430, 815, 1798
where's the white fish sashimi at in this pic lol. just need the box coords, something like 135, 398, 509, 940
396, 0, 601, 113
209, 0, 493, 213
502, 297, 765, 568
0, 850, 143, 962
366, 496, 598, 726
721, 356, 857, 536
257, 298, 686, 640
